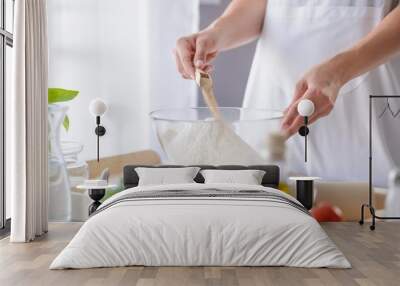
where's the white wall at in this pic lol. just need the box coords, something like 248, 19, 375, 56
48, 0, 198, 161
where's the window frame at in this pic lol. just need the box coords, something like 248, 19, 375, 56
0, 0, 13, 235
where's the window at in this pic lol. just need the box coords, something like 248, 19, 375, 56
0, 0, 14, 234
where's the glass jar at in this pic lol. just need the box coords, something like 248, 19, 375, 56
48, 104, 71, 221
61, 141, 89, 189
61, 141, 90, 222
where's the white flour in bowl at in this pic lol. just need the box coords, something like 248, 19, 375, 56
158, 120, 264, 165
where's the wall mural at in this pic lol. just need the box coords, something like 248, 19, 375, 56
47, 0, 199, 221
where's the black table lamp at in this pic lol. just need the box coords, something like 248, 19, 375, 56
89, 98, 108, 162
297, 99, 315, 163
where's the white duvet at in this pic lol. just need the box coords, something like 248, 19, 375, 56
50, 183, 351, 269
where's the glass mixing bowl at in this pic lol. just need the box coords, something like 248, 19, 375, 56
150, 107, 283, 165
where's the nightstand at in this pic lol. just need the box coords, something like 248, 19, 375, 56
289, 177, 320, 210
77, 184, 117, 215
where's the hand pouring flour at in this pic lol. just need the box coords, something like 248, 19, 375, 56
157, 70, 264, 165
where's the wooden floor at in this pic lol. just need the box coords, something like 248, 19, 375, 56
0, 222, 399, 286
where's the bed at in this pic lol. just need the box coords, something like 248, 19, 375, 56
50, 165, 350, 269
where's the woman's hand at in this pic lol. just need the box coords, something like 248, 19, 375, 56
282, 6, 400, 138
281, 61, 345, 137
174, 29, 220, 80
174, 0, 267, 80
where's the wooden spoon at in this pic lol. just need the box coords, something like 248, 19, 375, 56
195, 69, 221, 120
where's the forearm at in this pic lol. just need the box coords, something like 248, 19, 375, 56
205, 0, 267, 51
330, 7, 400, 86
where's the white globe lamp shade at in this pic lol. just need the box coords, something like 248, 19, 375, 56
297, 99, 315, 117
89, 98, 108, 117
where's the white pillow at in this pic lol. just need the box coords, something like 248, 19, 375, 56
135, 167, 200, 186
200, 169, 266, 185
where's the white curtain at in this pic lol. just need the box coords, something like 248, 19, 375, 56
9, 0, 49, 242
47, 0, 199, 162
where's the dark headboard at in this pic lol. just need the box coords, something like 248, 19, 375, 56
123, 165, 280, 189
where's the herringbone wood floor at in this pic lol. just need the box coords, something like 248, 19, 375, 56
0, 222, 399, 286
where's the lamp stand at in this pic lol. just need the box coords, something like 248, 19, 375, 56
94, 115, 106, 162
298, 116, 310, 163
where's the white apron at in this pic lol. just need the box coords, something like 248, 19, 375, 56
244, 0, 400, 186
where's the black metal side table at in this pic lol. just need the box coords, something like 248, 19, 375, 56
289, 177, 320, 210
77, 184, 116, 215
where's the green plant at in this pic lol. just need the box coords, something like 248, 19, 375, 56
101, 178, 124, 203
48, 88, 79, 130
